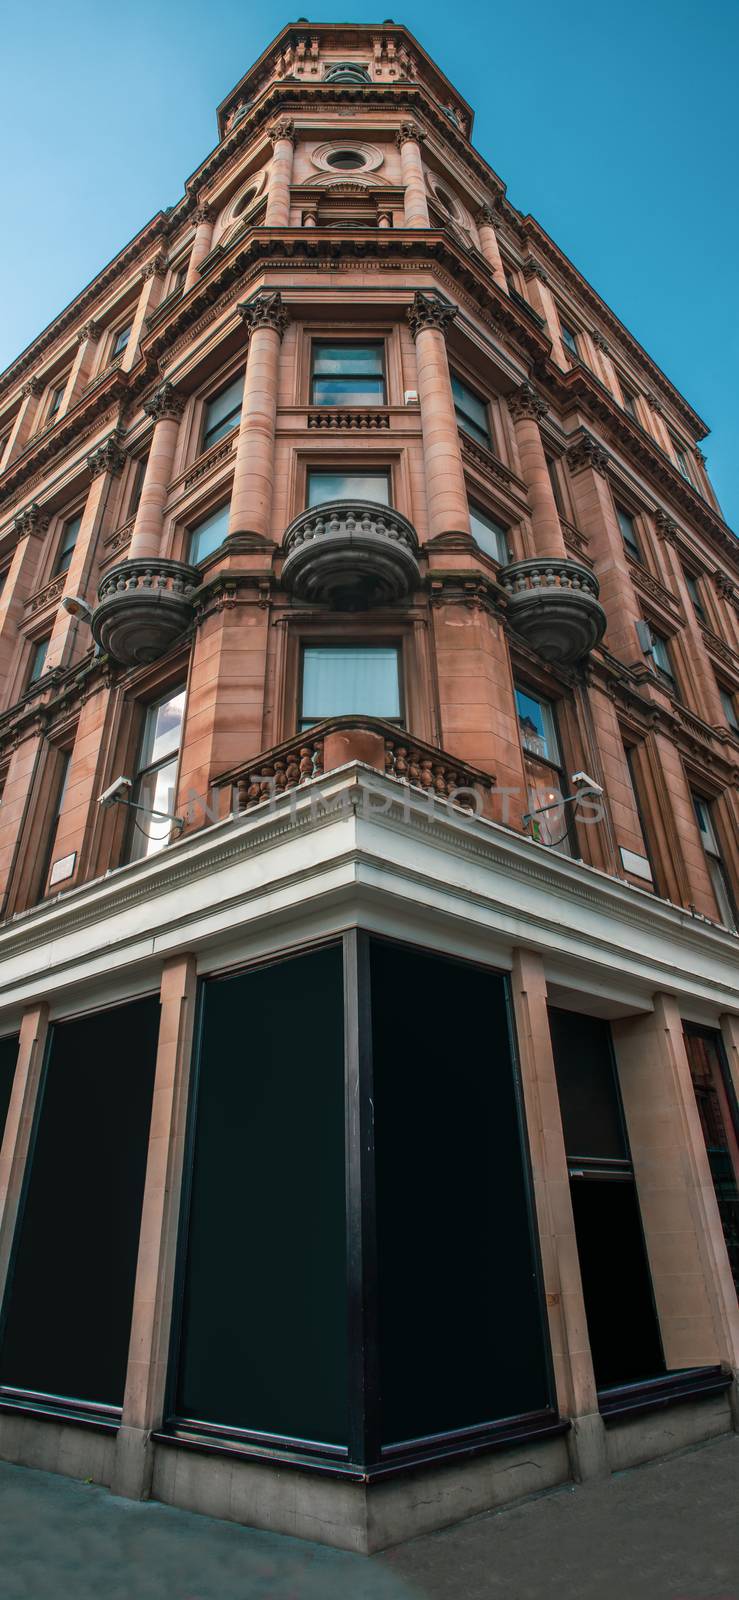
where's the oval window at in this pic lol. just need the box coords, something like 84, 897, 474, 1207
326, 150, 366, 171
233, 186, 257, 219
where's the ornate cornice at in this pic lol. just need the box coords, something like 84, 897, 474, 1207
143, 380, 186, 423
566, 429, 610, 477
14, 501, 49, 540
406, 289, 456, 340
268, 117, 296, 147
508, 380, 548, 423
395, 120, 426, 148
87, 431, 128, 478
237, 289, 289, 338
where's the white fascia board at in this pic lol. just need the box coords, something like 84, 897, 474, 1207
0, 765, 735, 1026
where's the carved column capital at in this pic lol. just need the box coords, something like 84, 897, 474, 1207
14, 501, 49, 539
237, 290, 290, 338
508, 381, 548, 423
655, 508, 679, 544
143, 380, 186, 423
477, 204, 497, 227
591, 329, 610, 353
192, 200, 213, 225
566, 429, 610, 476
522, 256, 549, 285
395, 121, 426, 148
77, 319, 100, 344
269, 118, 296, 147
87, 431, 128, 478
140, 252, 168, 282
694, 444, 707, 465
406, 290, 456, 341
714, 567, 737, 606
21, 377, 42, 398
645, 390, 665, 418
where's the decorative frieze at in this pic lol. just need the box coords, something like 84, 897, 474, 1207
307, 410, 390, 431
143, 380, 186, 423
508, 380, 548, 423
406, 289, 456, 340
24, 574, 66, 617
87, 431, 127, 478
237, 290, 289, 338
566, 430, 610, 476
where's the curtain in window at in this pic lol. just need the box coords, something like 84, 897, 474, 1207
301, 647, 400, 723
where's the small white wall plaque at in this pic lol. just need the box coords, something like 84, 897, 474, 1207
620, 846, 653, 883
49, 851, 76, 887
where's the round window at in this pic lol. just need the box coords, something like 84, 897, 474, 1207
232, 186, 256, 219
325, 150, 366, 171
435, 186, 458, 218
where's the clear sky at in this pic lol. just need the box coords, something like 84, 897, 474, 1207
3, 0, 738, 528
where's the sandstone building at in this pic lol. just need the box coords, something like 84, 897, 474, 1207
0, 21, 736, 1553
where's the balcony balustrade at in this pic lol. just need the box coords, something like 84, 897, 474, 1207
91, 557, 201, 666
499, 556, 606, 664
281, 499, 420, 609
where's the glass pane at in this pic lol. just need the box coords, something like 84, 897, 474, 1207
684, 1030, 739, 1291
56, 515, 81, 574
313, 376, 385, 406
313, 343, 384, 374
371, 940, 550, 1443
515, 687, 560, 764
174, 946, 347, 1445
0, 1035, 18, 1155
202, 375, 244, 445
307, 471, 390, 507
451, 374, 490, 445
128, 758, 178, 862
29, 638, 49, 683
140, 688, 185, 768
301, 646, 400, 724
708, 858, 737, 931
548, 1008, 628, 1161
112, 325, 131, 356
617, 508, 640, 556
189, 504, 230, 564
720, 689, 739, 733
560, 323, 578, 353
0, 998, 159, 1406
651, 634, 673, 680
469, 502, 508, 562
524, 759, 572, 854
569, 1179, 664, 1389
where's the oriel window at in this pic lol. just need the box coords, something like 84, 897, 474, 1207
300, 645, 401, 729
451, 374, 491, 448
312, 343, 385, 406
201, 374, 244, 451
125, 686, 186, 864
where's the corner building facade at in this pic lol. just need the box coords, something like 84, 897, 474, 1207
0, 23, 737, 1551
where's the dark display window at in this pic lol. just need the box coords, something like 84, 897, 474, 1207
0, 1035, 19, 1152
548, 1007, 665, 1391
0, 996, 159, 1410
683, 1026, 739, 1292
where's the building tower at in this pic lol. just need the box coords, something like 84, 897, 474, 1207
0, 22, 736, 1552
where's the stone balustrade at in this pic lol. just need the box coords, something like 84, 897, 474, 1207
500, 556, 606, 664
281, 499, 420, 608
91, 557, 201, 667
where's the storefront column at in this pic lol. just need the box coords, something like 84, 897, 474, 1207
0, 1004, 49, 1308
613, 996, 739, 1385
113, 954, 198, 1499
184, 201, 214, 291
128, 383, 186, 561
476, 205, 508, 291
264, 119, 295, 227
406, 291, 470, 539
228, 291, 289, 540
508, 383, 567, 559
510, 950, 609, 1480
396, 123, 429, 226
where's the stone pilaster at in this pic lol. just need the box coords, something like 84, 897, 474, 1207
521, 260, 568, 368
129, 383, 186, 560
265, 119, 295, 227
406, 291, 470, 539
0, 502, 48, 702
396, 123, 430, 227
476, 205, 508, 291
565, 431, 643, 662
508, 383, 567, 559
45, 432, 128, 672
121, 253, 167, 372
0, 379, 42, 470
228, 291, 289, 541
184, 201, 215, 291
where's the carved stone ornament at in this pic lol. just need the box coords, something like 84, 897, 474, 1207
282, 500, 420, 609
140, 252, 168, 281
477, 204, 497, 227
77, 319, 100, 344
143, 381, 186, 423
566, 430, 610, 476
87, 431, 128, 479
521, 256, 549, 285
500, 557, 607, 665
237, 290, 289, 339
655, 508, 679, 544
395, 121, 426, 148
406, 290, 456, 341
508, 381, 548, 424
694, 445, 707, 465
21, 377, 42, 398
591, 328, 610, 353
714, 568, 737, 603
14, 501, 49, 539
645, 391, 665, 418
192, 200, 213, 225
269, 118, 296, 147
91, 558, 202, 667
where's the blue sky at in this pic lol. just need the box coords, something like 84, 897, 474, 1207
3, 0, 738, 528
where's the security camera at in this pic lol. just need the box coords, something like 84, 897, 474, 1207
571, 771, 603, 796
98, 775, 133, 809
62, 595, 93, 622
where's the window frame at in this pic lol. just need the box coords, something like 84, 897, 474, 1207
305, 467, 392, 510
47, 381, 66, 420
649, 629, 677, 691
683, 568, 707, 625
450, 372, 492, 450
718, 685, 739, 735
200, 372, 244, 454
54, 511, 83, 577
620, 385, 638, 421
310, 340, 386, 407
616, 505, 642, 562
693, 793, 737, 930
298, 642, 404, 731
27, 636, 50, 687
187, 502, 230, 566
110, 323, 132, 361
559, 319, 579, 357
468, 499, 510, 564
515, 683, 575, 854
123, 685, 187, 865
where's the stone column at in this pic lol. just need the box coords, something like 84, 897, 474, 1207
522, 261, 568, 368
476, 205, 508, 291
0, 1004, 49, 1308
508, 382, 567, 559
45, 432, 128, 672
565, 430, 643, 661
228, 291, 289, 541
612, 995, 739, 1375
128, 383, 186, 560
406, 291, 470, 540
113, 954, 198, 1499
0, 502, 48, 697
396, 122, 429, 227
56, 321, 101, 419
184, 201, 214, 291
264, 118, 295, 227
121, 254, 167, 374
510, 950, 608, 1480
0, 379, 42, 471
